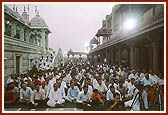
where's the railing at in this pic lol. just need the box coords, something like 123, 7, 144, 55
4, 34, 42, 47
90, 11, 164, 53
4, 35, 43, 52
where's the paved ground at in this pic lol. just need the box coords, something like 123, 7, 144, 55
4, 108, 83, 111
4, 101, 83, 111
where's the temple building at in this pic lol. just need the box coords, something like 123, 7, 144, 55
67, 49, 87, 59
3, 5, 53, 82
55, 48, 64, 67
88, 4, 164, 75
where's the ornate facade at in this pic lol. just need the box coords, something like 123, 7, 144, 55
88, 4, 164, 75
4, 5, 52, 82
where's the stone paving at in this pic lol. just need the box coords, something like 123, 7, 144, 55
4, 108, 83, 111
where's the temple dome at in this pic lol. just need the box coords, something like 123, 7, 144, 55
30, 14, 48, 28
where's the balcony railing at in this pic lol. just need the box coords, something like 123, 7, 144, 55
90, 11, 164, 53
4, 35, 43, 53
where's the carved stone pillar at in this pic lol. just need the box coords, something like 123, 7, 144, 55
20, 27, 24, 41
152, 42, 159, 74
42, 30, 46, 53
130, 43, 135, 69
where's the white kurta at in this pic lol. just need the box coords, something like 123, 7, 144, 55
106, 89, 121, 101
77, 91, 91, 103
31, 89, 45, 104
94, 83, 108, 93
149, 74, 159, 84
47, 88, 65, 107
124, 89, 148, 111
20, 87, 32, 102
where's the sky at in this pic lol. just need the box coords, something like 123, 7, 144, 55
6, 3, 115, 54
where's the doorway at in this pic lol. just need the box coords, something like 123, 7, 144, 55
16, 56, 20, 74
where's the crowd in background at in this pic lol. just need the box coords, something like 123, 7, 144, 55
4, 56, 164, 111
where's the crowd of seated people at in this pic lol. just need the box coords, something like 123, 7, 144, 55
4, 57, 164, 111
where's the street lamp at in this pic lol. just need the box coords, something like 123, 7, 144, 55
124, 18, 136, 30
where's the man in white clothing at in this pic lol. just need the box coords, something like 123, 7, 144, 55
40, 81, 49, 100
31, 85, 45, 108
20, 83, 32, 104
108, 78, 118, 90
127, 78, 136, 97
142, 73, 154, 85
106, 85, 121, 101
6, 73, 15, 84
76, 86, 92, 109
128, 70, 138, 81
94, 79, 108, 97
47, 83, 65, 107
139, 69, 146, 81
124, 84, 148, 111
149, 69, 159, 84
48, 74, 56, 89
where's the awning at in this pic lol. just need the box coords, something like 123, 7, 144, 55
96, 27, 112, 37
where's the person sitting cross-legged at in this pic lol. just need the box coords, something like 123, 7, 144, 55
4, 82, 18, 107
66, 81, 80, 103
47, 83, 65, 107
94, 79, 108, 98
90, 89, 102, 105
31, 85, 45, 108
20, 83, 32, 105
89, 89, 104, 111
76, 85, 92, 110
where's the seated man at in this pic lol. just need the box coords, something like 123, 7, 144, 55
32, 77, 42, 86
116, 80, 127, 99
125, 84, 148, 111
20, 83, 32, 104
108, 78, 118, 89
106, 93, 125, 111
31, 85, 45, 108
148, 83, 164, 110
4, 82, 18, 107
94, 79, 108, 98
74, 79, 81, 90
6, 74, 15, 84
142, 73, 154, 92
76, 85, 92, 109
47, 83, 65, 107
149, 69, 159, 84
105, 85, 121, 109
27, 78, 34, 90
66, 81, 80, 103
40, 81, 49, 100
90, 89, 102, 106
82, 83, 93, 94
